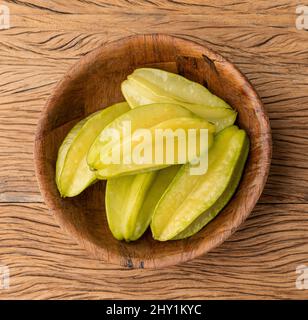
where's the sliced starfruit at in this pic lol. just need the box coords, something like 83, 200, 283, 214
130, 68, 231, 109
129, 165, 181, 241
106, 165, 180, 241
87, 104, 215, 179
122, 75, 236, 132
56, 102, 130, 197
106, 171, 157, 241
173, 134, 249, 240
151, 125, 249, 241
87, 103, 192, 170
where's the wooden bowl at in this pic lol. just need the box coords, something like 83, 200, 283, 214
34, 34, 271, 269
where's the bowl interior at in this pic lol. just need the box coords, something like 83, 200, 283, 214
35, 34, 271, 268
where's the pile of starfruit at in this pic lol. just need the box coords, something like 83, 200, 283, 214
56, 68, 249, 241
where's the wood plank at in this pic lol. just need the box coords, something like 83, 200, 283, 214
2, 0, 297, 15
0, 13, 307, 203
1, 15, 307, 64
0, 0, 307, 301
0, 202, 307, 299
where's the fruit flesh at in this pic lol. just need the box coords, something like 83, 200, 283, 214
87, 103, 193, 171
55, 102, 130, 197
121, 75, 236, 132
56, 118, 88, 193
106, 165, 181, 241
129, 165, 181, 241
106, 171, 157, 241
88, 104, 215, 179
151, 126, 249, 241
173, 133, 249, 239
131, 68, 231, 109
116, 71, 237, 240
55, 66, 250, 243
95, 116, 214, 178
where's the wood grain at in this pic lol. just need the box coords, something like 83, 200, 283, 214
0, 0, 308, 298
2, 0, 299, 15
1, 8, 308, 203
0, 203, 308, 299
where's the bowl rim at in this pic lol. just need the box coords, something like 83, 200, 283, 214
34, 33, 272, 268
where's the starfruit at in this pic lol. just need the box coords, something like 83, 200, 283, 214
174, 133, 249, 239
121, 68, 236, 132
151, 125, 249, 241
87, 103, 215, 179
106, 165, 180, 241
56, 102, 130, 197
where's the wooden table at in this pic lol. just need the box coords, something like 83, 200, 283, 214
0, 0, 308, 300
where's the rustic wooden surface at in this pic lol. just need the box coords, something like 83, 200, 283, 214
0, 0, 307, 299
34, 34, 271, 270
